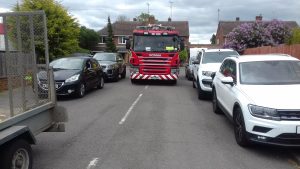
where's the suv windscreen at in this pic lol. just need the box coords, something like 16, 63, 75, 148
240, 60, 300, 85
94, 53, 117, 61
133, 35, 178, 52
202, 51, 238, 64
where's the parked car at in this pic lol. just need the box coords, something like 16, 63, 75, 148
212, 54, 300, 147
185, 57, 195, 80
93, 52, 126, 81
38, 57, 104, 98
192, 49, 239, 99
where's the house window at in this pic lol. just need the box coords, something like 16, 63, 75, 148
99, 36, 107, 44
118, 36, 127, 44
217, 38, 220, 45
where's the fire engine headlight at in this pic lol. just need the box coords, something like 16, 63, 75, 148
171, 69, 179, 74
131, 68, 139, 73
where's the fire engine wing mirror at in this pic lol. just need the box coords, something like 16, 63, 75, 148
180, 39, 185, 51
126, 39, 131, 49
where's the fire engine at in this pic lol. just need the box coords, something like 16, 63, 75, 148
126, 24, 185, 84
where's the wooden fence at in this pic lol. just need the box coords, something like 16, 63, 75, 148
243, 44, 300, 60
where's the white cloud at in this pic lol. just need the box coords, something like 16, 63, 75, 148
0, 0, 299, 44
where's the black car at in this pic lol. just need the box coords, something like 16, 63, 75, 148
93, 52, 126, 81
38, 57, 104, 98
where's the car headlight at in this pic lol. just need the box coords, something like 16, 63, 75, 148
248, 104, 280, 121
107, 65, 114, 69
65, 74, 80, 83
202, 71, 214, 77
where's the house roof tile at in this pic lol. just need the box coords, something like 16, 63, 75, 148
98, 21, 189, 37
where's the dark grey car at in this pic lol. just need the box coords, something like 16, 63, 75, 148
93, 52, 126, 81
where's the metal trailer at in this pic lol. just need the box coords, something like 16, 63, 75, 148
0, 11, 67, 169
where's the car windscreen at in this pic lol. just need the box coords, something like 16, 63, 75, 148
50, 58, 84, 70
133, 35, 179, 52
94, 53, 116, 61
202, 51, 238, 64
240, 60, 300, 85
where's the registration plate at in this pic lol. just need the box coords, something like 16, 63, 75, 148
297, 126, 300, 134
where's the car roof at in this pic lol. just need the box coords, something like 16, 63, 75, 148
203, 48, 237, 53
228, 54, 299, 63
56, 56, 91, 60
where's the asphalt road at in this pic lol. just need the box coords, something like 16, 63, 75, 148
33, 68, 300, 169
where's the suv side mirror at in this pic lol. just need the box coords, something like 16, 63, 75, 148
221, 76, 234, 86
126, 39, 131, 49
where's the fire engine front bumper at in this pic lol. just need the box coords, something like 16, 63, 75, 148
130, 73, 178, 80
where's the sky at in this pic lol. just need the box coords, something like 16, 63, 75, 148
0, 0, 300, 44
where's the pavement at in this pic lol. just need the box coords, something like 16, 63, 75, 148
31, 68, 300, 169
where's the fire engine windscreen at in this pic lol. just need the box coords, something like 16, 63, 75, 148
133, 35, 179, 52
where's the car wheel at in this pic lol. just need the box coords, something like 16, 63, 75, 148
212, 88, 223, 114
197, 79, 206, 100
97, 77, 104, 89
0, 139, 33, 169
233, 107, 250, 147
113, 70, 120, 82
121, 68, 126, 79
77, 83, 85, 98
192, 79, 196, 88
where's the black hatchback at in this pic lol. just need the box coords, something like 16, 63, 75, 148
38, 57, 104, 98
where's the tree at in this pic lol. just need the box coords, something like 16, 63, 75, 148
117, 15, 129, 22
105, 16, 117, 52
210, 34, 216, 44
286, 28, 300, 44
14, 0, 80, 60
179, 48, 188, 63
136, 12, 155, 22
79, 26, 100, 50
224, 20, 291, 53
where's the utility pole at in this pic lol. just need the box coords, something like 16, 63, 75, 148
169, 1, 174, 19
218, 8, 220, 22
147, 2, 150, 15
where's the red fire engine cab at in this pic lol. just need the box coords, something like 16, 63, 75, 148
126, 24, 185, 84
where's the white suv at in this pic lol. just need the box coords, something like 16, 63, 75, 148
192, 49, 239, 99
212, 54, 300, 147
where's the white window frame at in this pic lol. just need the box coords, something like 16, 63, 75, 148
99, 36, 107, 44
118, 36, 127, 44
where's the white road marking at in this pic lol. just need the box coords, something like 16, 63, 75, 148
119, 93, 143, 125
86, 158, 99, 169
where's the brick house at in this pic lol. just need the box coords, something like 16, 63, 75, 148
97, 17, 189, 63
216, 15, 299, 47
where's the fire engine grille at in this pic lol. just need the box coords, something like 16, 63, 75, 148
140, 57, 172, 66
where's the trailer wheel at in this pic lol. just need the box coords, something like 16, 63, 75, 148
0, 139, 32, 169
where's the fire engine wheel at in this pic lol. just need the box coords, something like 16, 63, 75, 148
131, 79, 137, 84
0, 139, 33, 169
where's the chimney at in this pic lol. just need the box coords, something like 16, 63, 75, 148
148, 16, 155, 24
236, 17, 240, 21
255, 15, 263, 21
168, 17, 172, 22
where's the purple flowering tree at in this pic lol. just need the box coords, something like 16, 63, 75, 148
224, 20, 291, 53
